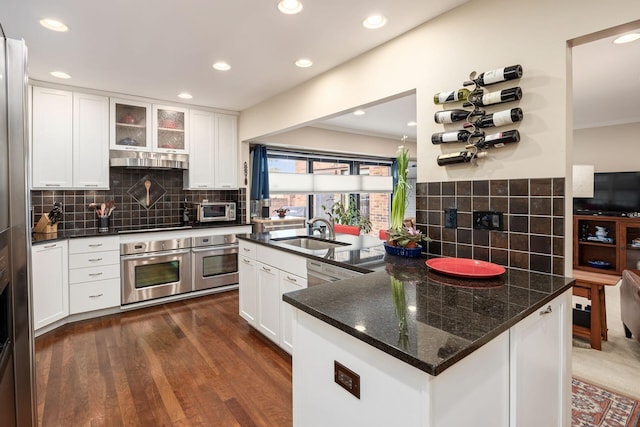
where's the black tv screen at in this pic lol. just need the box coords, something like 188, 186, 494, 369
573, 172, 640, 215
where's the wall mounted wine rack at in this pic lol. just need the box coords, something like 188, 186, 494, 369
433, 65, 524, 166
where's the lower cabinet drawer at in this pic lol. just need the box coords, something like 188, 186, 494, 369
69, 279, 120, 314
69, 264, 120, 284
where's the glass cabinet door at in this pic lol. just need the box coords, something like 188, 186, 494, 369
623, 223, 640, 272
110, 99, 152, 151
153, 105, 188, 153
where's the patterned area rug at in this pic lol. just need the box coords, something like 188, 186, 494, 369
572, 377, 640, 426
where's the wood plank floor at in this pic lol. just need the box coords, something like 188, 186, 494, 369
34, 290, 293, 427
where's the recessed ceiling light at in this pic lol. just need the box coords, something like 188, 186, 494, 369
363, 14, 387, 29
353, 110, 365, 116
50, 71, 71, 79
278, 0, 303, 15
407, 121, 417, 127
39, 18, 69, 32
613, 33, 640, 44
295, 58, 313, 68
178, 92, 193, 99
213, 62, 231, 71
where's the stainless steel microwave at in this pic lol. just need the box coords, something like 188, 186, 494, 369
195, 202, 236, 222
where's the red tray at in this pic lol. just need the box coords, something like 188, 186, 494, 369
425, 258, 505, 278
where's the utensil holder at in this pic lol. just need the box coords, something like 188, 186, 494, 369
98, 216, 110, 233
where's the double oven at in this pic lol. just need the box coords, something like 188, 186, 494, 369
121, 233, 239, 305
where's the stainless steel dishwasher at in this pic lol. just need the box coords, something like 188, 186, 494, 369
307, 259, 362, 286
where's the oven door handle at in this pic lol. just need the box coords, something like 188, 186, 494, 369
120, 248, 191, 260
191, 245, 238, 253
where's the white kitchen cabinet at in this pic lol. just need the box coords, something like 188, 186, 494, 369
110, 98, 152, 152
238, 240, 308, 352
31, 87, 73, 189
279, 272, 306, 354
239, 241, 258, 326
73, 92, 110, 189
257, 261, 280, 344
32, 241, 69, 330
214, 113, 238, 189
509, 290, 571, 427
184, 110, 238, 190
68, 236, 120, 314
152, 104, 189, 154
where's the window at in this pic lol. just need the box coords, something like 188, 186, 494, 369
266, 149, 392, 235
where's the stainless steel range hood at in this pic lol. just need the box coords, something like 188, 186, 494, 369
110, 150, 188, 169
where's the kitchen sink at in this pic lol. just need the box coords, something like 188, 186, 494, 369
272, 236, 351, 250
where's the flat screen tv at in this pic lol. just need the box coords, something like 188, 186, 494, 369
573, 172, 640, 215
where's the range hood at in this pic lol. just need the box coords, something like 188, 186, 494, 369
110, 150, 188, 169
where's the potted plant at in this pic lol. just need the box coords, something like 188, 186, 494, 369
385, 143, 430, 257
322, 196, 372, 235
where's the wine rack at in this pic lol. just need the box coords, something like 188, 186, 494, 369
433, 65, 523, 166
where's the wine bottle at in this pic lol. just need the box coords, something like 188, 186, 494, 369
437, 151, 487, 166
467, 130, 520, 149
464, 87, 522, 108
433, 88, 470, 105
432, 130, 475, 144
463, 108, 523, 129
434, 109, 472, 124
463, 65, 523, 87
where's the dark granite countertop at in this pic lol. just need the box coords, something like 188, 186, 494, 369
32, 222, 251, 244
239, 231, 575, 376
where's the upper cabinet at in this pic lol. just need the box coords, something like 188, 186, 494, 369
73, 93, 110, 188
184, 110, 238, 190
153, 105, 189, 154
31, 87, 73, 188
110, 98, 152, 152
31, 87, 110, 190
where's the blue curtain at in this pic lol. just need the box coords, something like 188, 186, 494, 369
250, 145, 270, 201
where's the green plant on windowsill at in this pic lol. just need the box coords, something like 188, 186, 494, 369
322, 196, 372, 234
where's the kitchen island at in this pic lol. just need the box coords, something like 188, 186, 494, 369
239, 230, 574, 427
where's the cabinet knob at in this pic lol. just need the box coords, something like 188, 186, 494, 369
539, 305, 553, 315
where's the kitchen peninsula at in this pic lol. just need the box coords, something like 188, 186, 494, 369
238, 231, 574, 427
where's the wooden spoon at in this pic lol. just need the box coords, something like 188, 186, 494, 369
144, 180, 151, 206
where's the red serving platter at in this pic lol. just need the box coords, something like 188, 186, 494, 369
425, 258, 505, 278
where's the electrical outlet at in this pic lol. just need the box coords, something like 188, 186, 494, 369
473, 211, 503, 230
444, 208, 457, 228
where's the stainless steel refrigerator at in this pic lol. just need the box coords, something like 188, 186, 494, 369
0, 27, 35, 427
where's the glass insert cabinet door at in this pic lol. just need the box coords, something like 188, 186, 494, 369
153, 105, 189, 154
110, 98, 152, 151
623, 222, 640, 272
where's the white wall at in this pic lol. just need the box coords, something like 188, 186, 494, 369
255, 126, 417, 159
573, 123, 640, 172
239, 0, 640, 182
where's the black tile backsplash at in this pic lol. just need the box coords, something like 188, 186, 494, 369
31, 168, 246, 232
417, 177, 565, 276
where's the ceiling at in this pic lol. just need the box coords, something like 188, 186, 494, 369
1, 2, 638, 141
0, 0, 466, 112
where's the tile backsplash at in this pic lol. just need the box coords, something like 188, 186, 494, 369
415, 178, 565, 276
31, 168, 246, 231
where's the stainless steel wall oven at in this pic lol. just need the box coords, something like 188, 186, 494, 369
192, 234, 239, 291
121, 238, 192, 304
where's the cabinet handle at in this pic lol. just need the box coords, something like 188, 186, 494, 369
286, 275, 297, 282
262, 266, 271, 272
88, 244, 103, 248
89, 294, 104, 299
45, 184, 61, 187
43, 244, 56, 249
539, 305, 553, 315
84, 184, 99, 187
243, 248, 251, 252
242, 259, 251, 264
197, 185, 208, 188
88, 258, 103, 262
88, 272, 103, 277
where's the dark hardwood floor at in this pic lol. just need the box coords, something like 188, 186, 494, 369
35, 290, 293, 427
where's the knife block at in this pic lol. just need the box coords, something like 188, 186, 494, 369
33, 214, 58, 234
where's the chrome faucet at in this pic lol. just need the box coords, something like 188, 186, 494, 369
307, 217, 335, 240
